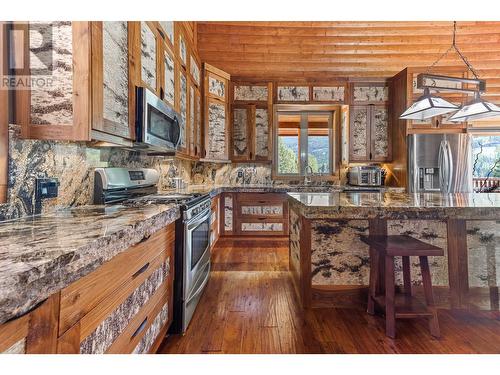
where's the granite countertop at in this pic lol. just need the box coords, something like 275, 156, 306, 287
287, 191, 500, 220
182, 184, 405, 196
0, 203, 180, 325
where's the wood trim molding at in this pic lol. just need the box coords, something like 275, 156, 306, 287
0, 22, 8, 203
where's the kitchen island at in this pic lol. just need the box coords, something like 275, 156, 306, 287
288, 192, 500, 311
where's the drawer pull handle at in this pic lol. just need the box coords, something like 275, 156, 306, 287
131, 317, 148, 339
132, 262, 150, 279
139, 234, 151, 244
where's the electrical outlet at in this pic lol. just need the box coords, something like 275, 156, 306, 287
36, 178, 59, 199
237, 170, 244, 179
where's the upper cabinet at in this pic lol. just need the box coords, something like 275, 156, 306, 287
350, 82, 389, 104
90, 22, 135, 144
349, 104, 391, 162
138, 22, 159, 94
231, 82, 273, 163
12, 21, 203, 156
203, 63, 231, 161
14, 22, 92, 141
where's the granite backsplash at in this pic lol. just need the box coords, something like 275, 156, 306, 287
0, 125, 341, 222
0, 125, 192, 221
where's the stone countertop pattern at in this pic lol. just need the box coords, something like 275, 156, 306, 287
181, 184, 405, 196
287, 191, 500, 220
0, 203, 180, 325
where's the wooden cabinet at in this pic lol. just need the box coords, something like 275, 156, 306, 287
210, 195, 220, 249
221, 193, 289, 237
0, 294, 59, 354
57, 224, 175, 354
203, 63, 231, 161
12, 21, 202, 153
349, 105, 391, 162
90, 22, 136, 145
14, 22, 91, 141
231, 82, 272, 163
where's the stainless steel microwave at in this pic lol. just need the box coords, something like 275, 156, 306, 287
135, 87, 181, 154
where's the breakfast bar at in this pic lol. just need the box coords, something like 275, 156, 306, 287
288, 192, 500, 311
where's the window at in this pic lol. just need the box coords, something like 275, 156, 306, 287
275, 110, 335, 179
472, 136, 500, 177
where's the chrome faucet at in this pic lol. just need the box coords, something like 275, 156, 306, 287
304, 164, 314, 185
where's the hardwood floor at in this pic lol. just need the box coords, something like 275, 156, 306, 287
158, 238, 500, 354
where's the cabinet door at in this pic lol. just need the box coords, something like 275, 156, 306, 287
14, 22, 91, 141
139, 21, 159, 94
161, 42, 175, 109
349, 106, 370, 161
232, 105, 252, 161
0, 294, 59, 354
203, 64, 230, 161
205, 98, 228, 160
189, 82, 196, 156
178, 69, 188, 154
195, 88, 202, 158
370, 105, 391, 161
254, 107, 271, 161
91, 22, 134, 144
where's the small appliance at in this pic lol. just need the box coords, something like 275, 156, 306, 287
347, 166, 383, 187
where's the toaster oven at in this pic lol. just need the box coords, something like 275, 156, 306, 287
348, 166, 383, 186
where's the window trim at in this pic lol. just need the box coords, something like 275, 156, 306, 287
272, 104, 341, 181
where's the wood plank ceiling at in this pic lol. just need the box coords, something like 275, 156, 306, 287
196, 21, 500, 101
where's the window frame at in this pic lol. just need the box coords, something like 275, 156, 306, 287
272, 104, 340, 182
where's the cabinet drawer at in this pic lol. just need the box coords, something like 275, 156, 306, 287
233, 193, 289, 236
106, 279, 171, 354
59, 224, 175, 335
57, 250, 173, 354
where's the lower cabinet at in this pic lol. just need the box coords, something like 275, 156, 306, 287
221, 193, 289, 237
57, 224, 175, 354
210, 195, 220, 248
0, 294, 59, 354
0, 223, 176, 354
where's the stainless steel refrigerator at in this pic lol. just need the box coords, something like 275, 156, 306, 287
408, 133, 473, 193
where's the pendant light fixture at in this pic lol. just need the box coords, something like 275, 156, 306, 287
400, 21, 500, 122
449, 92, 500, 121
399, 87, 458, 120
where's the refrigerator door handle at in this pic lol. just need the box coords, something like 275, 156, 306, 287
445, 141, 454, 193
438, 141, 446, 192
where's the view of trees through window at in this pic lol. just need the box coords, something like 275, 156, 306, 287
277, 112, 331, 176
472, 136, 500, 178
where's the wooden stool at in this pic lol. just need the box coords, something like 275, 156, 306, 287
360, 235, 444, 339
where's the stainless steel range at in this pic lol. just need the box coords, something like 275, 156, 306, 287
93, 167, 211, 334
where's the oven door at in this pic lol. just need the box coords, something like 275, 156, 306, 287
184, 209, 211, 299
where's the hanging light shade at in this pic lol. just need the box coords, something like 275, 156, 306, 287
449, 92, 500, 122
399, 88, 459, 120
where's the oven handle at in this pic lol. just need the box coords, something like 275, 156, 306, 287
186, 262, 211, 304
186, 209, 211, 230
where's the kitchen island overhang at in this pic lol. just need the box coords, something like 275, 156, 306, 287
287, 192, 500, 311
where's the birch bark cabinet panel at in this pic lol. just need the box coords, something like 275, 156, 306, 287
349, 105, 391, 162
14, 21, 91, 141
203, 63, 230, 161
230, 104, 271, 163
231, 83, 272, 163
57, 224, 175, 354
90, 21, 136, 145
